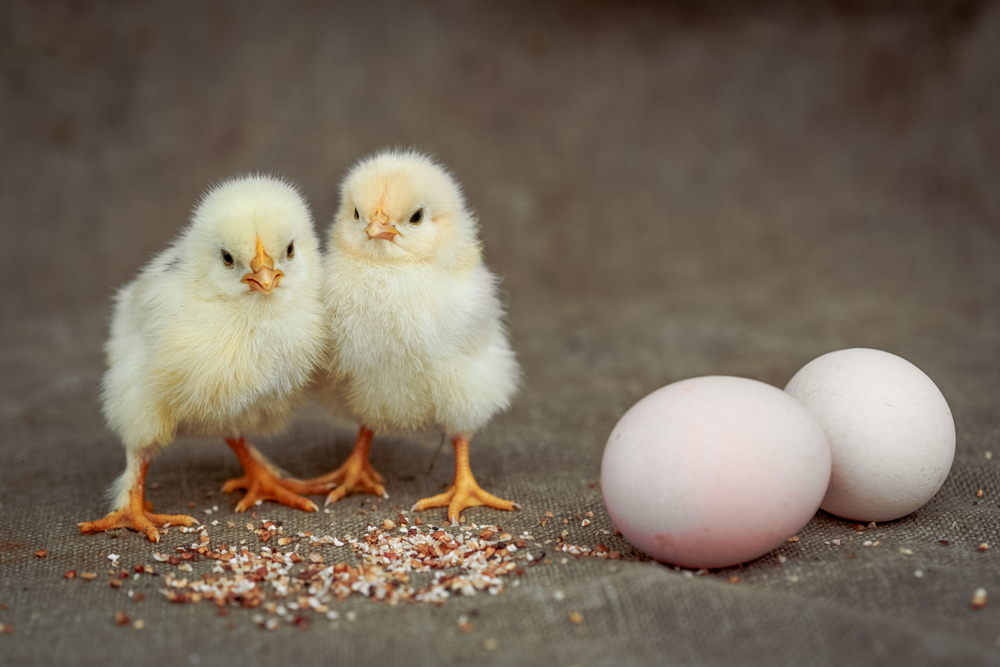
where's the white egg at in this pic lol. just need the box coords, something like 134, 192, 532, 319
601, 376, 831, 569
784, 348, 956, 522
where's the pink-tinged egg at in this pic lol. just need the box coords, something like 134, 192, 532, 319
784, 348, 956, 522
601, 376, 831, 569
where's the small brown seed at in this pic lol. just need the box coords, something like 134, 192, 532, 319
972, 588, 988, 610
568, 612, 584, 624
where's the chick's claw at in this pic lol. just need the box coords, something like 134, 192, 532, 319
412, 481, 519, 526
223, 474, 318, 513
412, 436, 519, 525
318, 449, 388, 506
80, 458, 196, 542
223, 438, 319, 513
79, 507, 196, 544
300, 426, 388, 505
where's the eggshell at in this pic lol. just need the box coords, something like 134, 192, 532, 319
601, 376, 831, 569
784, 348, 956, 522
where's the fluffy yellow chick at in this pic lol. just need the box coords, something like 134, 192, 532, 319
310, 149, 521, 524
79, 175, 328, 542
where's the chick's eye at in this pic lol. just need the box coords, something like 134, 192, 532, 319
221, 250, 234, 268
353, 207, 359, 220
286, 242, 295, 259
409, 208, 424, 225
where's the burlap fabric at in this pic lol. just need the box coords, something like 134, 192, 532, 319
2, 2, 999, 665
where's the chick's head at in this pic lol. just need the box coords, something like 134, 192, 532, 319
332, 150, 480, 267
183, 174, 319, 308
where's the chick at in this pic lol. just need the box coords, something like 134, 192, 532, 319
311, 149, 521, 524
79, 175, 328, 542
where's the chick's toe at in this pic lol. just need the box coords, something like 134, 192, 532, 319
223, 438, 319, 513
412, 436, 519, 525
79, 460, 195, 543
310, 426, 387, 506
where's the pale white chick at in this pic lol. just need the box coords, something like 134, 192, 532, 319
311, 149, 521, 524
79, 175, 328, 542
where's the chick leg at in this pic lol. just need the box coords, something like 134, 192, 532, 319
79, 454, 196, 543
411, 434, 519, 525
292, 426, 387, 505
222, 437, 319, 513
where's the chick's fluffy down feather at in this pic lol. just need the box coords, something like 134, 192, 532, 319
101, 175, 326, 510
315, 150, 520, 436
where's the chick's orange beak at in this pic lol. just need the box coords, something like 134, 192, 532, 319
241, 236, 284, 294
365, 207, 400, 242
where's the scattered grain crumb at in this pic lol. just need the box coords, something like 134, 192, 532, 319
382, 519, 395, 531
133, 620, 145, 630
481, 638, 497, 651
115, 611, 131, 626
0, 624, 13, 635
787, 536, 800, 543
63, 570, 76, 579
568, 612, 584, 624
980, 543, 990, 552
80, 572, 98, 581
986, 452, 992, 460
914, 570, 924, 578
34, 549, 47, 558
346, 611, 357, 622
977, 489, 984, 498
972, 588, 988, 610
553, 590, 565, 601
899, 547, 913, 555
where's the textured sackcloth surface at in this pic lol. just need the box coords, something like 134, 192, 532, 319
1, 1, 999, 665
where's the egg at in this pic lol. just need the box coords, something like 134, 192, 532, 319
784, 348, 956, 522
601, 376, 831, 569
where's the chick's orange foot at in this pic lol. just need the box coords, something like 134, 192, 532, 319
307, 426, 387, 506
79, 507, 196, 543
79, 459, 195, 543
222, 438, 319, 513
411, 436, 519, 525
